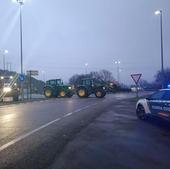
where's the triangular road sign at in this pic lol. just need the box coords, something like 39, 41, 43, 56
131, 74, 142, 85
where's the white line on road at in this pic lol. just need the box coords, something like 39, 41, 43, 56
63, 112, 73, 117
0, 103, 98, 152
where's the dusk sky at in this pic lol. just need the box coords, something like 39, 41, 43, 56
0, 0, 169, 84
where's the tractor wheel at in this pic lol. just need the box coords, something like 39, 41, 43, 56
59, 91, 66, 97
95, 89, 106, 98
77, 88, 88, 98
44, 88, 53, 98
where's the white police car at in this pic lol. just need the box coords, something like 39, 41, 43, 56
136, 89, 170, 121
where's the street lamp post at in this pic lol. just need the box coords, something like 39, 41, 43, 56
85, 63, 88, 74
15, 0, 24, 75
41, 71, 46, 82
115, 61, 120, 83
6, 62, 12, 71
0, 50, 8, 71
155, 10, 164, 88
13, 0, 24, 100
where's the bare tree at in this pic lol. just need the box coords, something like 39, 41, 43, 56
99, 69, 114, 82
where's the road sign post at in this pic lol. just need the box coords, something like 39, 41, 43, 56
19, 74, 25, 100
29, 71, 32, 100
26, 70, 39, 100
131, 74, 142, 98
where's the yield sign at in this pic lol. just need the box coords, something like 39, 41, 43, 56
131, 74, 142, 85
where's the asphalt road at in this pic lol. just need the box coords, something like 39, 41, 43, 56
0, 92, 170, 169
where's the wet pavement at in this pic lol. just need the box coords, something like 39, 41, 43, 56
0, 92, 169, 169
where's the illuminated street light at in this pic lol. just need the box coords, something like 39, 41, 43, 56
114, 61, 121, 83
155, 10, 161, 15
4, 50, 8, 54
155, 10, 164, 88
85, 63, 88, 74
115, 61, 120, 64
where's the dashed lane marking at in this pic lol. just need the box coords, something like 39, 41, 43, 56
63, 112, 73, 117
0, 103, 98, 152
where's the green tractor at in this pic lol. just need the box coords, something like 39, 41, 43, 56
44, 79, 74, 98
76, 78, 106, 98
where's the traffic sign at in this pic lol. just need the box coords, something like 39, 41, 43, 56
19, 74, 25, 82
26, 70, 39, 76
131, 74, 142, 85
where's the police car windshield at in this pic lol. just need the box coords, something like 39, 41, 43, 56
149, 90, 166, 100
162, 90, 170, 100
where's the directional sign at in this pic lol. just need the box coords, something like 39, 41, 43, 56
131, 74, 142, 85
19, 74, 25, 82
26, 70, 39, 76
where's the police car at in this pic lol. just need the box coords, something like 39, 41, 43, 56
136, 89, 170, 121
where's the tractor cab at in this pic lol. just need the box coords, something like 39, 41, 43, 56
46, 79, 64, 86
80, 78, 94, 87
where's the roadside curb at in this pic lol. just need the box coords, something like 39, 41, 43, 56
0, 98, 49, 107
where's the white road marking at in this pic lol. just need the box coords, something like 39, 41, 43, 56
63, 112, 73, 117
0, 118, 61, 152
0, 103, 98, 152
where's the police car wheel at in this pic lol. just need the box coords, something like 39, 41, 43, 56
136, 105, 147, 120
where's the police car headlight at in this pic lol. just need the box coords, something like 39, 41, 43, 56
3, 87, 12, 93
68, 86, 72, 90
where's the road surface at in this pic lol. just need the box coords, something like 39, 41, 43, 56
0, 93, 170, 169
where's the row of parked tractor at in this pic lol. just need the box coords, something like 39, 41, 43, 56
0, 76, 109, 102
44, 78, 107, 98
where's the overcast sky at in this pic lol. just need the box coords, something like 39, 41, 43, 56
0, 0, 169, 84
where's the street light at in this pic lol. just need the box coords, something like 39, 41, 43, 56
6, 62, 12, 71
155, 10, 164, 88
115, 61, 121, 83
13, 0, 24, 74
0, 50, 8, 71
4, 50, 8, 71
41, 71, 46, 82
85, 63, 88, 74
13, 0, 24, 100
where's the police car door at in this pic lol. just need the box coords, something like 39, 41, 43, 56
161, 90, 170, 120
148, 90, 165, 116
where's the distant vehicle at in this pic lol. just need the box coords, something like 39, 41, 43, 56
136, 89, 170, 121
76, 78, 106, 98
44, 79, 74, 98
0, 75, 20, 102
131, 87, 143, 92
